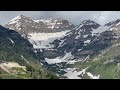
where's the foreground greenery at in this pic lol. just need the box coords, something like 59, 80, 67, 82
0, 64, 59, 79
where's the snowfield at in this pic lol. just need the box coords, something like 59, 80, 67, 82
92, 25, 111, 35
28, 30, 70, 49
28, 30, 70, 41
84, 40, 91, 44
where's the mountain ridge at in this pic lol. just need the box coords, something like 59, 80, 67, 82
3, 15, 120, 79
5, 15, 75, 34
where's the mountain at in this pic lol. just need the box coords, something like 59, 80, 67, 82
5, 15, 120, 79
5, 15, 75, 35
52, 20, 101, 57
0, 25, 58, 79
4, 15, 75, 58
60, 19, 120, 79
43, 19, 120, 78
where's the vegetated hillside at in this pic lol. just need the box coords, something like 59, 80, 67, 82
0, 25, 58, 79
70, 38, 120, 79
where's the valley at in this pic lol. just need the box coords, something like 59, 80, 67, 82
1, 14, 120, 79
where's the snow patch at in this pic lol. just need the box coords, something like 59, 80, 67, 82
58, 39, 65, 48
8, 15, 23, 24
28, 30, 70, 41
63, 66, 89, 79
116, 22, 120, 26
92, 25, 111, 35
76, 24, 84, 30
45, 52, 74, 64
45, 57, 66, 64
34, 50, 37, 53
110, 28, 118, 31
7, 37, 15, 44
57, 22, 62, 24
48, 25, 55, 29
84, 40, 91, 44
78, 49, 82, 52
66, 59, 82, 64
21, 55, 29, 64
62, 52, 74, 60
87, 72, 100, 79
75, 35, 80, 39
83, 35, 88, 38
55, 26, 59, 28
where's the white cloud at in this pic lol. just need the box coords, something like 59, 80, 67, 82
0, 11, 120, 25
94, 11, 120, 25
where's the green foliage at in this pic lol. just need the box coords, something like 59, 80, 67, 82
25, 64, 59, 79
0, 74, 28, 79
0, 26, 58, 79
71, 40, 120, 79
26, 65, 35, 72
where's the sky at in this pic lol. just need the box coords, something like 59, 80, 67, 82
0, 11, 120, 25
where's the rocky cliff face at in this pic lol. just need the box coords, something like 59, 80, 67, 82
5, 15, 75, 35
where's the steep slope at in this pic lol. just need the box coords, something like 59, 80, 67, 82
70, 36, 120, 79
5, 15, 75, 34
52, 20, 101, 58
5, 15, 75, 59
0, 25, 58, 79
63, 19, 120, 79
105, 19, 120, 27
0, 24, 42, 65
43, 20, 120, 78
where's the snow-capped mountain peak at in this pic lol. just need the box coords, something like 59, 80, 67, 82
5, 15, 75, 34
73, 19, 100, 31
8, 15, 32, 24
81, 19, 99, 26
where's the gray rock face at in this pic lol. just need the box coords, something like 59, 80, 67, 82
51, 20, 101, 58
50, 19, 120, 63
5, 15, 75, 35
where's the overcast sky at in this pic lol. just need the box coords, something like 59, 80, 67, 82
0, 11, 120, 25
